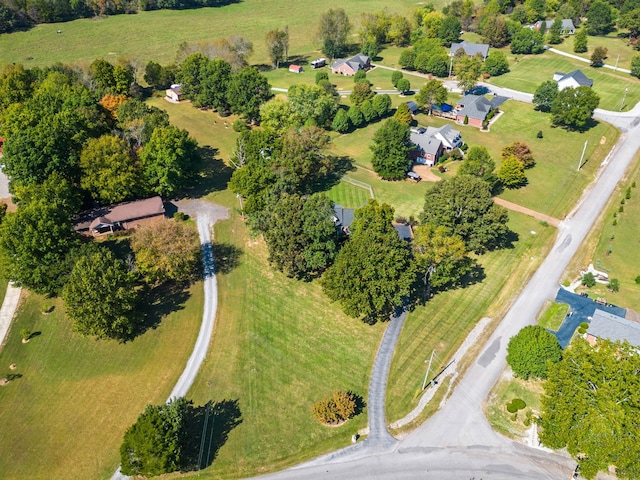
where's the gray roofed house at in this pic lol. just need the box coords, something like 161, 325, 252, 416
553, 69, 594, 90
331, 53, 371, 76
332, 204, 355, 235
410, 124, 463, 166
449, 41, 490, 60
455, 94, 494, 126
535, 19, 575, 34
406, 101, 419, 114
393, 223, 414, 242
422, 124, 462, 150
586, 309, 640, 347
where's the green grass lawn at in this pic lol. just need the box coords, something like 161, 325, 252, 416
537, 301, 570, 330
549, 34, 636, 71
325, 178, 372, 208
387, 212, 556, 422
489, 53, 640, 111
0, 0, 425, 69
184, 189, 384, 479
147, 97, 240, 160
584, 165, 640, 311
332, 99, 617, 219
0, 283, 203, 480
485, 375, 543, 440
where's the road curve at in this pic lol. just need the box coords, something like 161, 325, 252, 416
257, 99, 640, 479
111, 212, 220, 480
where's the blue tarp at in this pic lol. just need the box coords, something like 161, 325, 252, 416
433, 103, 453, 112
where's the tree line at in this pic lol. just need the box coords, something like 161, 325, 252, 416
0, 61, 204, 340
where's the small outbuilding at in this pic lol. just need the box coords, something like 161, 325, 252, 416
289, 64, 303, 73
165, 84, 184, 103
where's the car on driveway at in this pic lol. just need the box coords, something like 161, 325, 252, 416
407, 171, 422, 182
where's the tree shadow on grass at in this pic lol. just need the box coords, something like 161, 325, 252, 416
211, 242, 243, 275
349, 392, 366, 417
312, 155, 356, 194
182, 399, 243, 472
129, 281, 191, 340
181, 146, 234, 199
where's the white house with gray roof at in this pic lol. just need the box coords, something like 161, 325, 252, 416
553, 69, 594, 90
586, 309, 640, 347
410, 125, 462, 166
449, 41, 489, 60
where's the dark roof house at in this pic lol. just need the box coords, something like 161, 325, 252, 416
586, 309, 640, 347
455, 94, 494, 126
332, 205, 413, 241
553, 69, 594, 90
74, 196, 166, 235
449, 41, 490, 60
331, 53, 371, 76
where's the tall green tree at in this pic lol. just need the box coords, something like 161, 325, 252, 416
507, 325, 561, 379
458, 146, 496, 185
480, 15, 510, 47
510, 27, 545, 54
413, 224, 473, 294
533, 80, 559, 112
393, 102, 413, 126
585, 0, 616, 35
573, 27, 588, 53
498, 155, 527, 188
117, 99, 170, 148
370, 119, 411, 180
416, 79, 448, 114
547, 17, 564, 44
80, 135, 141, 204
62, 246, 140, 340
287, 83, 337, 128
265, 28, 289, 69
620, 8, 640, 39
551, 86, 600, 130
350, 82, 375, 106
0, 175, 81, 295
140, 125, 200, 197
483, 50, 509, 76
227, 66, 272, 122
454, 54, 484, 92
331, 108, 351, 133
632, 54, 640, 78
437, 15, 461, 46
420, 175, 509, 254
321, 200, 416, 323
318, 8, 352, 58
372, 93, 392, 117
539, 339, 640, 480
251, 193, 338, 279
120, 397, 193, 476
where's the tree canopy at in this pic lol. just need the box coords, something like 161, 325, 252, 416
62, 245, 140, 340
507, 325, 561, 379
533, 80, 559, 112
250, 193, 338, 279
318, 8, 352, 58
416, 79, 448, 114
321, 200, 415, 323
420, 175, 509, 254
539, 339, 640, 480
551, 86, 600, 130
454, 54, 484, 92
131, 218, 201, 285
120, 397, 193, 477
370, 119, 412, 181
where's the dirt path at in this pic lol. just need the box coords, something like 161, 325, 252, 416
411, 165, 442, 182
493, 197, 561, 227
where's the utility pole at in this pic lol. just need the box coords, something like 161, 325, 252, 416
621, 87, 629, 111
448, 55, 453, 78
422, 350, 436, 391
577, 140, 588, 171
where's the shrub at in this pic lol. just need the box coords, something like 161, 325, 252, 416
580, 322, 589, 330
460, 143, 469, 152
507, 326, 562, 379
536, 130, 543, 138
354, 70, 368, 84
463, 115, 469, 125
391, 70, 403, 88
173, 212, 187, 221
506, 401, 518, 413
578, 326, 587, 335
315, 70, 329, 84
582, 272, 596, 287
626, 187, 631, 199
635, 275, 640, 285
621, 198, 625, 205
512, 398, 526, 410
312, 391, 357, 425
41, 304, 54, 314
633, 181, 637, 188
619, 205, 624, 213
613, 219, 618, 226
608, 278, 620, 292
20, 329, 31, 341
232, 118, 249, 132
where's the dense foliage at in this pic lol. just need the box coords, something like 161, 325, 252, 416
312, 391, 358, 425
62, 245, 140, 340
321, 201, 415, 323
551, 86, 600, 130
420, 175, 509, 254
370, 118, 412, 180
539, 339, 640, 479
120, 397, 194, 477
506, 325, 561, 379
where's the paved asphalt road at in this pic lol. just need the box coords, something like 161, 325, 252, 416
257, 103, 640, 479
